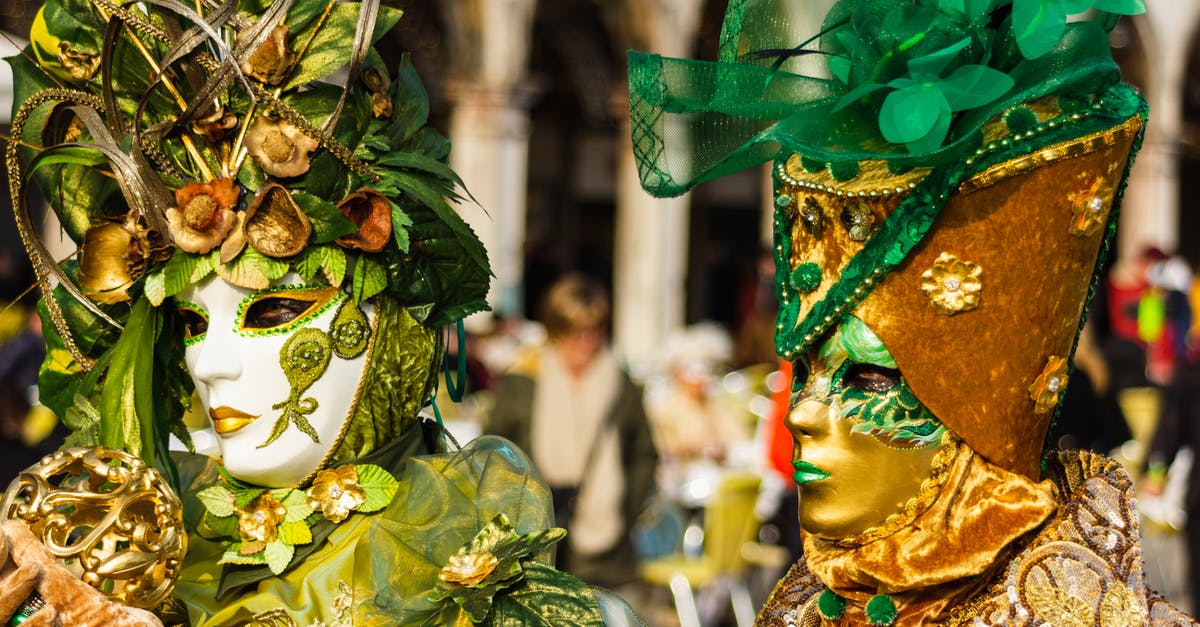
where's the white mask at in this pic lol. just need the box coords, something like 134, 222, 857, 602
177, 274, 373, 487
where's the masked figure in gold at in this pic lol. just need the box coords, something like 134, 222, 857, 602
0, 0, 622, 624
629, 0, 1195, 624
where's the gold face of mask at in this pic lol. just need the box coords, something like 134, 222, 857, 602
786, 316, 947, 540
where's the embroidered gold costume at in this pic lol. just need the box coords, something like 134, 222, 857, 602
628, 0, 1194, 624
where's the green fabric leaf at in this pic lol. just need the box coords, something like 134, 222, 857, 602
285, 4, 404, 89
905, 37, 970, 81
197, 486, 237, 518
489, 562, 605, 627
277, 521, 313, 545
61, 393, 101, 449
98, 298, 159, 462
263, 540, 295, 575
237, 155, 267, 193
292, 191, 357, 243
204, 512, 239, 540
355, 464, 399, 513
904, 96, 953, 154
220, 548, 268, 566
879, 85, 944, 144
1012, 0, 1069, 59
25, 145, 108, 175
295, 245, 347, 286
280, 490, 315, 522
384, 54, 431, 146
145, 251, 218, 306
1092, 0, 1145, 12
304, 151, 353, 200
234, 488, 267, 509
351, 256, 387, 302
939, 65, 1015, 110
390, 200, 413, 253
216, 247, 290, 290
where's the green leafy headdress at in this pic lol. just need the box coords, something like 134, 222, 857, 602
630, 0, 1147, 478
5, 0, 491, 479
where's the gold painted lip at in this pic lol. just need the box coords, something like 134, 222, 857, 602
209, 406, 259, 435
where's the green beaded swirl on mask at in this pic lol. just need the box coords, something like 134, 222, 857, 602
330, 299, 370, 359
262, 328, 332, 448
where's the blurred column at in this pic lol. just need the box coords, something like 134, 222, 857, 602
613, 0, 704, 373
1117, 7, 1200, 264
443, 0, 537, 321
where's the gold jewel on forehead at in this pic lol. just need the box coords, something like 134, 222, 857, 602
176, 298, 208, 346
235, 284, 344, 337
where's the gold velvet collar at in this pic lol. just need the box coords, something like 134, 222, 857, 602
802, 445, 1057, 623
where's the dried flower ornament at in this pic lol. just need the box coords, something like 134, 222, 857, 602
1028, 355, 1069, 414
920, 253, 982, 315
166, 178, 240, 254
241, 24, 294, 85
244, 116, 320, 178
78, 216, 162, 304
335, 188, 393, 252
244, 182, 313, 258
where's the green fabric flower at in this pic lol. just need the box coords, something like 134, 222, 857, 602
429, 513, 567, 622
835, 38, 1015, 153
1011, 0, 1146, 59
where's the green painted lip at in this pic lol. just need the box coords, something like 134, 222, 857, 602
792, 460, 829, 485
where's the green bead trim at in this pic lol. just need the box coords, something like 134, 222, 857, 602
773, 84, 1145, 361
865, 594, 897, 626
262, 328, 332, 448
330, 299, 370, 359
790, 262, 822, 293
235, 284, 345, 339
817, 589, 845, 620
176, 298, 208, 347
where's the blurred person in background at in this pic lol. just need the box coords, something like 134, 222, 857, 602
1144, 348, 1200, 612
488, 273, 658, 588
645, 322, 749, 466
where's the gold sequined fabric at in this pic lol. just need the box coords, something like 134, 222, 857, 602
757, 450, 1198, 626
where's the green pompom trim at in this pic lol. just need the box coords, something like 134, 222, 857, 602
829, 159, 861, 182
1004, 106, 1038, 135
801, 156, 825, 173
790, 263, 822, 293
865, 594, 897, 626
817, 589, 845, 621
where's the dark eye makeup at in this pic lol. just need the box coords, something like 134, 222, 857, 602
244, 297, 319, 329
843, 363, 901, 393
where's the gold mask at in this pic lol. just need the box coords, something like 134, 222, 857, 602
787, 316, 947, 540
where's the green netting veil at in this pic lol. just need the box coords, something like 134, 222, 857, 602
628, 0, 1143, 198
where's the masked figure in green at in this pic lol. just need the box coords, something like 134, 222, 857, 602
630, 0, 1195, 624
0, 1, 627, 624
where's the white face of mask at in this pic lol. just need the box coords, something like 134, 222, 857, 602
177, 274, 372, 487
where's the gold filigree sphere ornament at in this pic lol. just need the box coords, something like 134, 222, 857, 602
1028, 356, 1070, 414
0, 447, 186, 609
920, 252, 982, 315
1068, 178, 1113, 237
